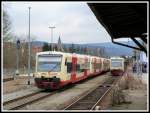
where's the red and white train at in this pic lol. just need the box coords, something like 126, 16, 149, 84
34, 51, 111, 90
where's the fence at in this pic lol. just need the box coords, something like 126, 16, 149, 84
3, 67, 36, 77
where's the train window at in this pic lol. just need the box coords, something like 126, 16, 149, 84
92, 63, 96, 69
111, 59, 123, 68
37, 55, 62, 72
95, 63, 101, 69
95, 63, 98, 69
98, 63, 102, 69
67, 62, 72, 73
111, 61, 122, 67
87, 62, 90, 69
38, 62, 61, 72
76, 64, 85, 72
77, 64, 81, 72
80, 62, 90, 70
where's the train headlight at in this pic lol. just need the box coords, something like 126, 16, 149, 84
34, 73, 41, 78
41, 76, 45, 79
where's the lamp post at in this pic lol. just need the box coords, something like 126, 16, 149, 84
49, 26, 55, 51
28, 7, 31, 85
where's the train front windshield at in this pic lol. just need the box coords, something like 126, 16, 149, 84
37, 55, 62, 72
111, 59, 123, 67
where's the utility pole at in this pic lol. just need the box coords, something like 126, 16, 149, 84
28, 7, 31, 85
49, 26, 55, 51
136, 50, 139, 75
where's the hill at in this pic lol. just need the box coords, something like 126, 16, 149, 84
31, 41, 135, 57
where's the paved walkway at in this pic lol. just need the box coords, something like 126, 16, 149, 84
141, 73, 148, 85
132, 73, 148, 85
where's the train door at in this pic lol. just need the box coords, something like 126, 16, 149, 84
86, 57, 90, 75
103, 59, 106, 71
99, 59, 102, 73
89, 57, 93, 74
101, 59, 104, 72
71, 56, 77, 82
84, 56, 88, 77
94, 58, 96, 73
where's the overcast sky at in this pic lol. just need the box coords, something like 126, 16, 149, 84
3, 2, 113, 44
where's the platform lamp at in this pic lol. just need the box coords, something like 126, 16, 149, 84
28, 6, 31, 85
49, 26, 55, 51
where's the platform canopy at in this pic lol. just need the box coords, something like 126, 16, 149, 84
88, 3, 147, 54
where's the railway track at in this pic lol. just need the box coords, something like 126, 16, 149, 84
3, 72, 119, 110
64, 76, 121, 110
3, 73, 108, 110
3, 90, 56, 110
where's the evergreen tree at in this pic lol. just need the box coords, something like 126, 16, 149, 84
76, 46, 80, 54
42, 43, 49, 51
84, 47, 87, 54
63, 45, 68, 53
49, 44, 52, 51
71, 43, 74, 53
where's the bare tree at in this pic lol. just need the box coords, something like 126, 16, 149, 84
3, 4, 12, 42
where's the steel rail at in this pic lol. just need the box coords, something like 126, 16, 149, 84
64, 76, 121, 110
91, 76, 121, 110
63, 82, 102, 110
3, 91, 41, 105
3, 91, 57, 110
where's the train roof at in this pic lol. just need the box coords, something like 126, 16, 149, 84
36, 51, 108, 59
37, 51, 66, 55
37, 51, 89, 57
110, 57, 124, 59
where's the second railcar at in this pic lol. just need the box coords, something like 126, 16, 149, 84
110, 57, 125, 76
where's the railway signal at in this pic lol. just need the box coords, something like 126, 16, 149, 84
15, 39, 20, 79
16, 39, 20, 49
